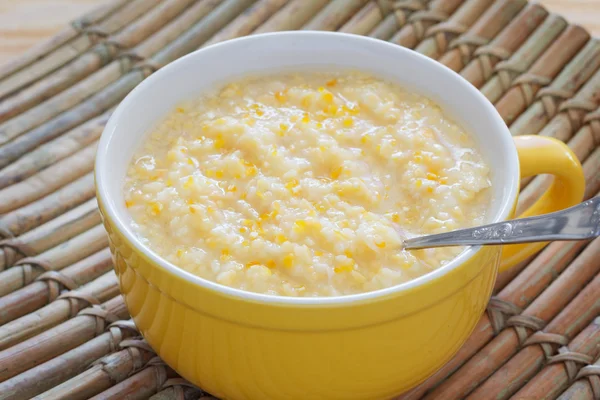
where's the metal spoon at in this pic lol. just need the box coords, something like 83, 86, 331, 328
403, 197, 600, 250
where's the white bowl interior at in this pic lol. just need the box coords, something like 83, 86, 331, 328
96, 32, 519, 304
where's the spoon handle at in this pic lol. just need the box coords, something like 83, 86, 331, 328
403, 197, 600, 250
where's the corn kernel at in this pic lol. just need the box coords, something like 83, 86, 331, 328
315, 250, 323, 256
416, 179, 423, 188
125, 200, 134, 208
322, 92, 334, 103
227, 184, 237, 192
149, 202, 163, 216
326, 79, 337, 87
360, 135, 369, 144
283, 254, 294, 268
318, 86, 325, 93
343, 118, 354, 128
239, 226, 248, 233
426, 186, 434, 194
344, 249, 353, 258
256, 109, 264, 117
302, 113, 310, 123
326, 104, 338, 115
293, 220, 306, 233
334, 263, 353, 273
183, 176, 194, 189
242, 219, 253, 227
242, 240, 250, 247
331, 166, 343, 179
246, 166, 257, 177
316, 122, 323, 129
189, 206, 196, 214
166, 179, 172, 187
246, 261, 260, 268
426, 172, 438, 181
439, 177, 449, 185
215, 170, 224, 179
176, 249, 183, 257
375, 241, 386, 248
391, 213, 400, 223
275, 91, 286, 102
221, 249, 230, 261
275, 234, 287, 244
285, 178, 299, 190
266, 260, 276, 269
176, 107, 185, 113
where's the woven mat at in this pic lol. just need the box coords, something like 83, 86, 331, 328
0, 0, 599, 399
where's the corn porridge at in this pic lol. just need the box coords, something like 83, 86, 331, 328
124, 72, 491, 297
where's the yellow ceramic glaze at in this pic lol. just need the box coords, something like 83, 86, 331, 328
97, 133, 583, 400
95, 33, 586, 400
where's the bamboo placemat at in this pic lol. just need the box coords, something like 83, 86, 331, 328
0, 1, 598, 399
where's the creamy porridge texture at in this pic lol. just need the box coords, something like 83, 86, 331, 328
124, 72, 491, 297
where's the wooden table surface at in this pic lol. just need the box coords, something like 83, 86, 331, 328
0, 0, 598, 68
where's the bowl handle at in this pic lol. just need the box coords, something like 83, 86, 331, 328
499, 135, 585, 272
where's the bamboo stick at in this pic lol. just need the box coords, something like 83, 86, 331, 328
0, 1, 224, 189
134, 0, 226, 59
389, 0, 464, 48
421, 236, 600, 400
36, 340, 159, 400
0, 173, 95, 238
149, 379, 206, 400
303, 0, 370, 31
254, 0, 329, 33
0, 271, 118, 352
0, 320, 138, 400
556, 356, 600, 400
459, 3, 549, 88
0, 1, 230, 176
517, 109, 600, 215
0, 0, 217, 144
0, 111, 110, 189
438, 0, 528, 72
494, 26, 591, 124
0, 0, 257, 171
364, 0, 429, 41
0, 199, 99, 271
583, 149, 600, 201
400, 223, 600, 399
0, 0, 198, 124
88, 358, 176, 400
467, 278, 600, 400
339, 1, 387, 35
492, 255, 536, 293
203, 0, 290, 46
0, 63, 125, 147
0, 248, 112, 326
538, 93, 600, 145
0, 0, 161, 101
479, 14, 567, 101
0, 224, 108, 297
0, 141, 97, 214
151, 0, 259, 68
510, 39, 600, 136
0, 0, 129, 81
414, 0, 494, 60
0, 295, 128, 384
0, 71, 142, 170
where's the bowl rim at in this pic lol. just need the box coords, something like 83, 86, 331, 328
95, 31, 519, 306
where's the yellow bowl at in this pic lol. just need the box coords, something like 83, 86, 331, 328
96, 32, 584, 399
